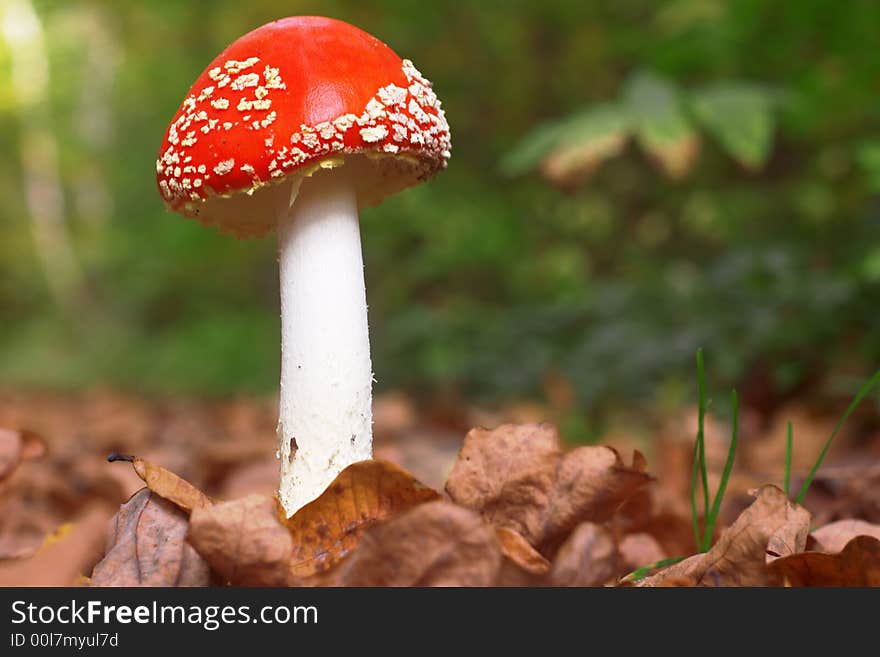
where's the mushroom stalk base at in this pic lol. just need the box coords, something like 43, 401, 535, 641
276, 170, 373, 517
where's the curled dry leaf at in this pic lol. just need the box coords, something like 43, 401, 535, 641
188, 495, 291, 586
0, 504, 112, 586
108, 454, 211, 513
810, 519, 880, 554
286, 460, 441, 578
639, 485, 810, 587
768, 536, 880, 586
549, 522, 619, 586
91, 488, 210, 587
495, 527, 551, 576
335, 501, 501, 586
0, 428, 47, 482
445, 423, 651, 554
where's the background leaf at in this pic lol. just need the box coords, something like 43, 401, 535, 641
502, 103, 630, 183
689, 83, 779, 170
624, 71, 699, 178
856, 140, 880, 193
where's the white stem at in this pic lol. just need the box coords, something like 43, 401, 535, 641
276, 169, 373, 516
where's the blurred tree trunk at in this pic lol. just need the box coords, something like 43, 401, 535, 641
2, 0, 89, 315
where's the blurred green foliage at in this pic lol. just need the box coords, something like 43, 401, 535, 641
1, 0, 878, 427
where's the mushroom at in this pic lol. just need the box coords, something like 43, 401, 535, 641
155, 16, 451, 516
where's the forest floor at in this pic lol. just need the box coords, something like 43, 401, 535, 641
1, 389, 878, 586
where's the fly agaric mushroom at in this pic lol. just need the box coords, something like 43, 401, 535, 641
155, 16, 450, 516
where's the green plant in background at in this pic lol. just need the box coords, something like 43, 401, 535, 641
496, 35, 880, 425
502, 71, 783, 184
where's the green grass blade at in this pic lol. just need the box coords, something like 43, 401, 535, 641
697, 434, 709, 522
795, 369, 880, 504
690, 437, 701, 549
702, 390, 738, 551
622, 556, 687, 583
696, 349, 711, 550
690, 349, 712, 551
697, 351, 710, 522
784, 420, 793, 497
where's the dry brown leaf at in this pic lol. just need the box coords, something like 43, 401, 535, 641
445, 423, 651, 554
374, 428, 462, 492
495, 527, 550, 575
613, 485, 696, 558
618, 532, 667, 573
655, 575, 697, 587
108, 454, 211, 512
768, 536, 880, 586
189, 460, 441, 586
549, 522, 620, 586
218, 457, 279, 499
811, 519, 880, 554
0, 504, 112, 586
372, 391, 419, 437
0, 473, 73, 561
634, 512, 697, 559
614, 488, 654, 534
188, 494, 291, 586
201, 439, 275, 471
286, 460, 441, 578
91, 488, 210, 587
639, 485, 810, 587
334, 501, 501, 586
803, 459, 880, 526
0, 428, 46, 482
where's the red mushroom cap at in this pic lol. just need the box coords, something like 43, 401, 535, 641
156, 16, 451, 237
